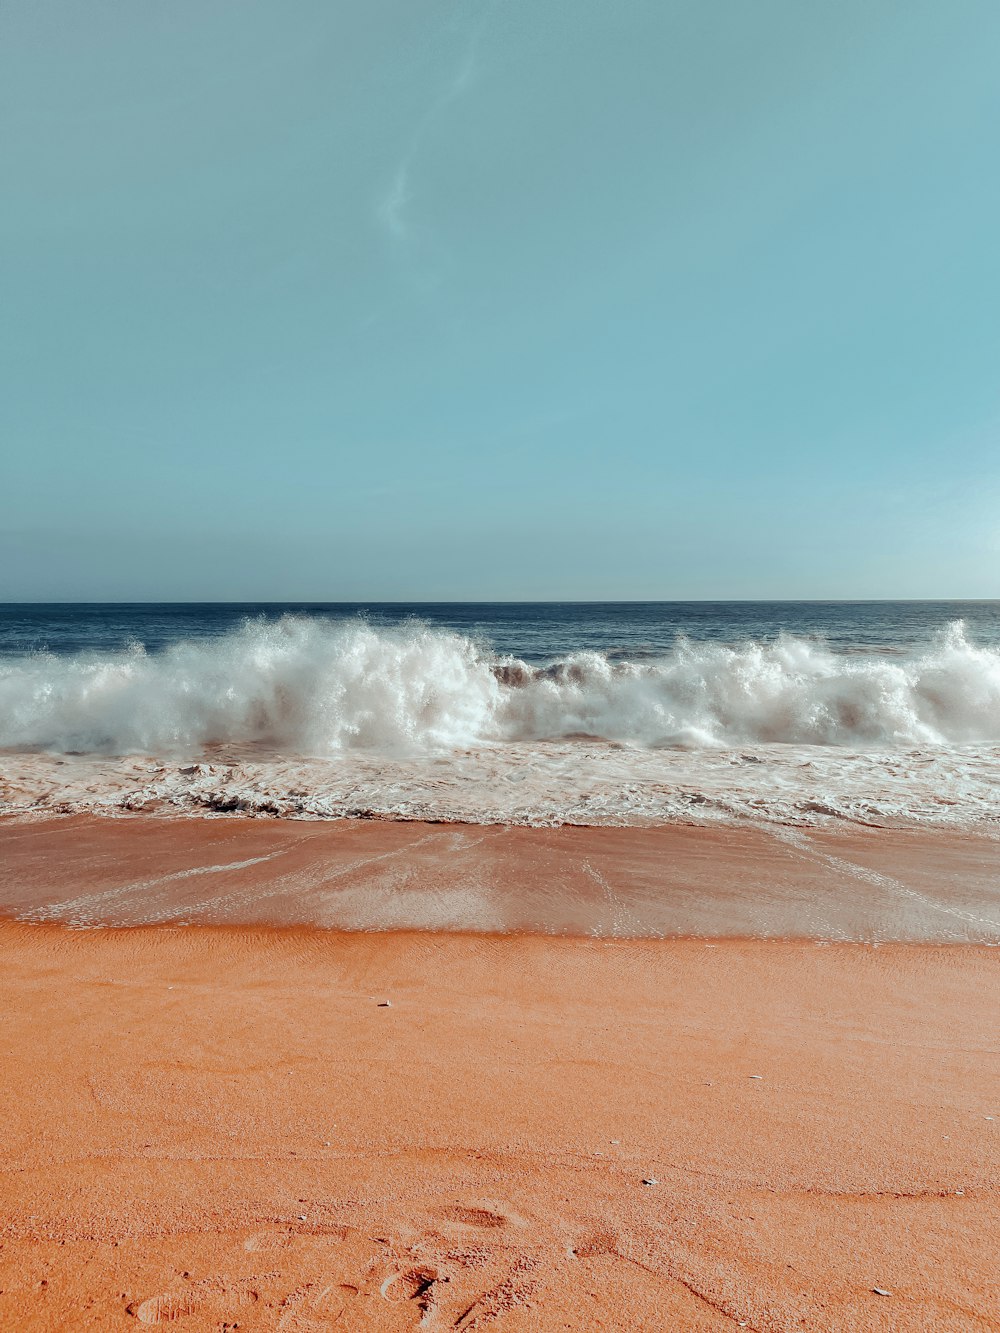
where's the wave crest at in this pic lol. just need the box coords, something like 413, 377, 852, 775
1, 616, 999, 754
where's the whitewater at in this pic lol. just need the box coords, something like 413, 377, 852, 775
2, 614, 1000, 828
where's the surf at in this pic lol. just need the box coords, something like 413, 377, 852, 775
1, 616, 999, 755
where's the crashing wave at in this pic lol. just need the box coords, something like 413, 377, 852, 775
1, 616, 999, 755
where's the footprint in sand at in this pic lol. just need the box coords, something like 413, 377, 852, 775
128, 1279, 259, 1324
570, 1230, 620, 1259
441, 1205, 513, 1230
128, 1292, 198, 1324
276, 1282, 359, 1331
380, 1267, 445, 1322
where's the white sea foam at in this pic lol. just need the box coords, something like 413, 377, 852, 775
1, 616, 1000, 754
2, 618, 1000, 829
3, 740, 1000, 830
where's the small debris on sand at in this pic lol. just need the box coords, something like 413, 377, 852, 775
378, 1001, 392, 1007
872, 1287, 891, 1297
641, 1177, 659, 1186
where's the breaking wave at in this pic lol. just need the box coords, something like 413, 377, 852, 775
2, 617, 1000, 755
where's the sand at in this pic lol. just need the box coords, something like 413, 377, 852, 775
3, 814, 1000, 940
1, 819, 998, 1331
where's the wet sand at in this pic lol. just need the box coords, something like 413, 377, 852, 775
1, 818, 998, 1330
2, 814, 1000, 940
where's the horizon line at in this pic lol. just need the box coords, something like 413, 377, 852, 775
2, 598, 998, 608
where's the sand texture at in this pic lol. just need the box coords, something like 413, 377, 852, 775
2, 815, 999, 941
1, 915, 998, 1331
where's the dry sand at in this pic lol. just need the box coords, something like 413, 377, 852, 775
0, 818, 998, 1330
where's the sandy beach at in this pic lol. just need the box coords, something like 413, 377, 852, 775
3, 814, 1000, 940
8, 0, 1000, 1318
1, 818, 998, 1331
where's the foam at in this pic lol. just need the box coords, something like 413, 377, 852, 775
1, 616, 999, 754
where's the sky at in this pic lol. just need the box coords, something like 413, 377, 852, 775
2, 0, 999, 600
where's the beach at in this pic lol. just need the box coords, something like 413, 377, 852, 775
8, 0, 1000, 1309
1, 817, 998, 1331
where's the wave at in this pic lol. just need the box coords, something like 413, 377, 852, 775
1, 617, 999, 755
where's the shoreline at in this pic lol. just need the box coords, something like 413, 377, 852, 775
2, 812, 999, 941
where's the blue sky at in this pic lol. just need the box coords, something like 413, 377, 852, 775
2, 0, 999, 599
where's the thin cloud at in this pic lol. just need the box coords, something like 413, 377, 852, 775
375, 26, 484, 246
377, 165, 411, 240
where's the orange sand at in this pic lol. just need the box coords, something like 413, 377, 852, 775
1, 915, 998, 1330
3, 814, 999, 940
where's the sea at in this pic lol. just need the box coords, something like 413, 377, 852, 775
2, 601, 999, 829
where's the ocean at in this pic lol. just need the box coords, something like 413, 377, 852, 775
2, 601, 999, 829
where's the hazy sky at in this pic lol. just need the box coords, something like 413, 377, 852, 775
2, 0, 999, 600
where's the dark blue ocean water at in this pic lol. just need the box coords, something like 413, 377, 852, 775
1, 602, 998, 663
